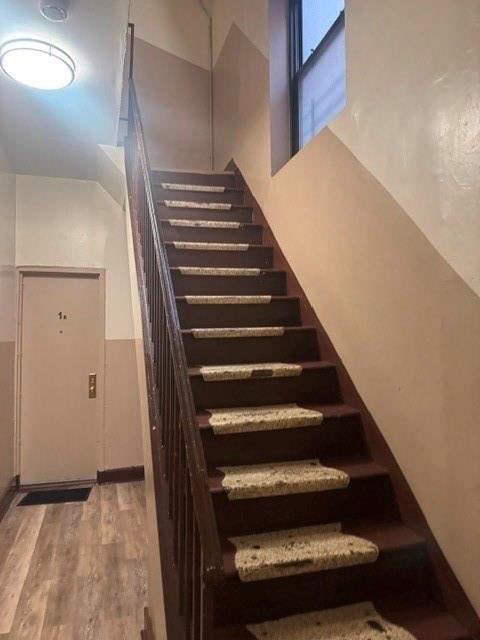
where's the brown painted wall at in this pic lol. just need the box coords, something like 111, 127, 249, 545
212, 4, 480, 615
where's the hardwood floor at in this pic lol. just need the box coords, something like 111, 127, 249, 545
0, 482, 147, 639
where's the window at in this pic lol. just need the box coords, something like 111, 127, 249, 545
290, 0, 346, 153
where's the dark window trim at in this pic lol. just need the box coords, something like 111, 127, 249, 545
289, 1, 345, 154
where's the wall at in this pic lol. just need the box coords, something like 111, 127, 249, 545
211, 0, 480, 615
15, 171, 143, 472
0, 144, 16, 499
129, 0, 211, 169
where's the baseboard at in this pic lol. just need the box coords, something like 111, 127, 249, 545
141, 607, 155, 640
0, 478, 18, 523
97, 465, 145, 484
20, 478, 96, 492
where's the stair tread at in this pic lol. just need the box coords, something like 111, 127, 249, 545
162, 219, 262, 230
176, 294, 298, 302
200, 403, 325, 435
189, 360, 334, 380
167, 241, 270, 250
158, 183, 242, 194
222, 521, 423, 581
171, 266, 284, 276
208, 459, 387, 495
226, 521, 380, 582
159, 199, 249, 210
197, 403, 360, 430
214, 597, 470, 640
182, 325, 316, 337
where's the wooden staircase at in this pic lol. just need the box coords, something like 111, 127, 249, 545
145, 168, 474, 639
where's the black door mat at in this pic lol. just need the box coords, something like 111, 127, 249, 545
18, 487, 92, 506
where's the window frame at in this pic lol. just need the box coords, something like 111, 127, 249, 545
289, 0, 345, 154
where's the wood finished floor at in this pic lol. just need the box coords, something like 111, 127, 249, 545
0, 482, 147, 639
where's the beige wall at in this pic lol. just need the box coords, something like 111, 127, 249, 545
15, 172, 143, 473
130, 0, 211, 170
330, 0, 480, 298
0, 144, 16, 499
212, 0, 480, 615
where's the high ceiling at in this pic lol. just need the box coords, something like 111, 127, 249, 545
0, 0, 129, 179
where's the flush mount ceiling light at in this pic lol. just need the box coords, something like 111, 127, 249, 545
40, 0, 69, 22
0, 39, 75, 90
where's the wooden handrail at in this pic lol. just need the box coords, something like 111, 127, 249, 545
124, 29, 223, 634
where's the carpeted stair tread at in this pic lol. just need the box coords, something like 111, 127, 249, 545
161, 182, 228, 193
216, 459, 350, 500
197, 402, 359, 431
166, 219, 245, 229
183, 295, 274, 305
208, 459, 387, 495
198, 362, 303, 382
227, 522, 379, 582
173, 241, 250, 251
222, 522, 423, 581
187, 326, 287, 339
175, 267, 264, 276
214, 599, 471, 640
164, 199, 233, 210
246, 601, 416, 639
205, 403, 324, 435
190, 361, 332, 381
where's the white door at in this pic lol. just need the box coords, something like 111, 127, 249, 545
19, 272, 103, 484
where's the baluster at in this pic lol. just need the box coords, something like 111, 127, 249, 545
192, 520, 201, 640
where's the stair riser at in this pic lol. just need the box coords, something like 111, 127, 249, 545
171, 272, 286, 296
155, 187, 244, 204
152, 171, 236, 188
167, 246, 273, 269
213, 474, 397, 536
215, 545, 429, 626
183, 330, 320, 366
201, 416, 367, 467
161, 224, 263, 245
191, 367, 341, 409
157, 205, 252, 223
177, 299, 301, 329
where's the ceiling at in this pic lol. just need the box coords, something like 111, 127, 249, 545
0, 0, 130, 179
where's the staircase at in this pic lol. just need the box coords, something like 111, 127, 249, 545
141, 168, 471, 640
124, 65, 477, 637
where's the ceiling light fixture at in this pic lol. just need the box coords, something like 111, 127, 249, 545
40, 0, 69, 22
0, 39, 75, 90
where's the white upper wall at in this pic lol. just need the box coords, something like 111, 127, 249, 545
15, 174, 135, 341
0, 0, 130, 179
330, 0, 480, 297
130, 0, 210, 70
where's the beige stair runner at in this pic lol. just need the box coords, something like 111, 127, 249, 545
219, 459, 350, 500
230, 522, 379, 582
168, 219, 241, 229
161, 183, 226, 193
164, 200, 232, 210
199, 362, 302, 382
173, 241, 249, 251
185, 295, 272, 305
191, 327, 285, 338
247, 602, 416, 639
207, 403, 323, 434
178, 267, 261, 276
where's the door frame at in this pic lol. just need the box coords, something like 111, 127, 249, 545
15, 266, 106, 484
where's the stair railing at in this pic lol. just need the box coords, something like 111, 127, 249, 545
124, 24, 223, 640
